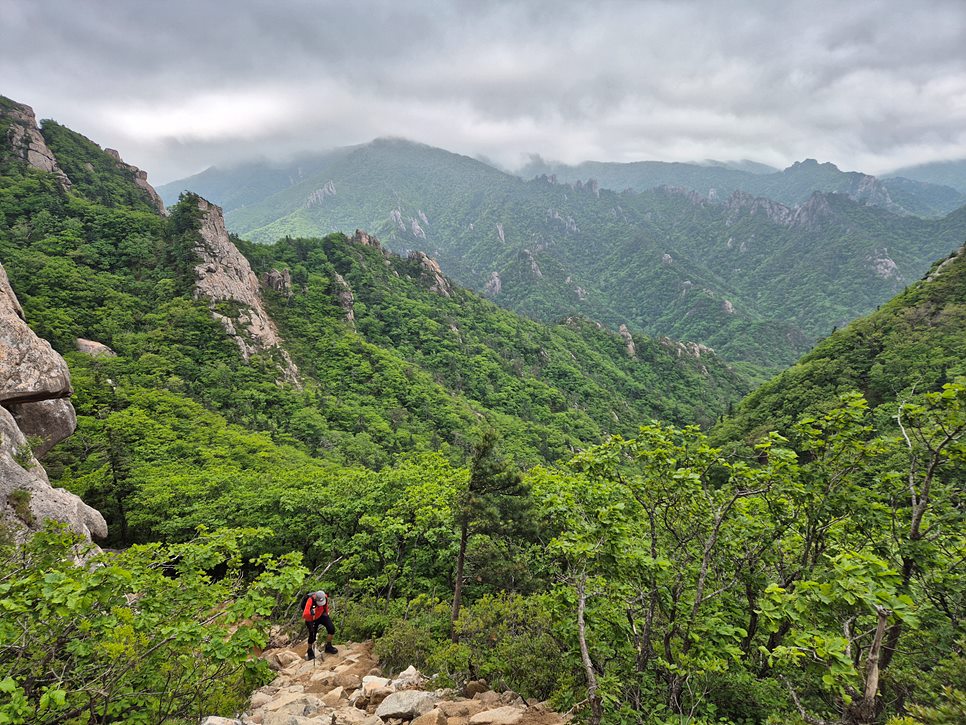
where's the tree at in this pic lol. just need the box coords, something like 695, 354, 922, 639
450, 429, 529, 638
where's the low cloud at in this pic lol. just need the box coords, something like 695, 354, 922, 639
2, 0, 964, 183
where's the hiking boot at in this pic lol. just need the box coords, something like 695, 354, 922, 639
306, 647, 315, 660
324, 643, 338, 655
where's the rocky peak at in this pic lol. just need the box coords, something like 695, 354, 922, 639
660, 337, 715, 360
1, 98, 71, 189
192, 197, 300, 386
352, 229, 384, 251
725, 190, 794, 226
660, 185, 709, 207
0, 262, 106, 542
519, 249, 543, 279
263, 268, 293, 297
407, 251, 453, 297
104, 148, 168, 215
332, 272, 356, 327
618, 324, 636, 358
306, 180, 337, 207
484, 271, 502, 296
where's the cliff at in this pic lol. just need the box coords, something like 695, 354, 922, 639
0, 263, 106, 541
192, 197, 300, 386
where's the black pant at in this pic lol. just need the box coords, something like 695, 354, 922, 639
307, 614, 335, 647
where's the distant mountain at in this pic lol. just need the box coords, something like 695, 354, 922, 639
519, 156, 966, 218
160, 139, 966, 372
886, 159, 966, 195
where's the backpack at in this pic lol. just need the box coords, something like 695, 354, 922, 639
300, 591, 327, 620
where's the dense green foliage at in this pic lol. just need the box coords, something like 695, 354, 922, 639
160, 139, 966, 370
40, 121, 161, 214
715, 244, 966, 443
0, 526, 306, 723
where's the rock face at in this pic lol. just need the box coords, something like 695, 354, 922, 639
0, 263, 106, 541
8, 399, 77, 458
408, 251, 453, 297
484, 271, 502, 296
103, 148, 167, 216
618, 324, 636, 358
263, 268, 293, 297
333, 273, 356, 326
191, 197, 300, 386
1, 98, 72, 189
0, 264, 72, 404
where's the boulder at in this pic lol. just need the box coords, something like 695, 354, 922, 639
322, 686, 347, 707
471, 691, 501, 707
391, 664, 426, 689
375, 691, 437, 720
75, 338, 116, 357
261, 692, 323, 717
361, 676, 391, 694
463, 680, 488, 698
332, 707, 381, 725
333, 672, 362, 690
8, 398, 76, 457
412, 708, 447, 725
438, 701, 485, 718
251, 691, 273, 709
0, 264, 72, 404
367, 687, 393, 710
0, 406, 106, 540
261, 714, 319, 725
201, 718, 243, 725
267, 650, 302, 671
468, 706, 525, 725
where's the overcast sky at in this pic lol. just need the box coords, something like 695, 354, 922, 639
2, 0, 965, 184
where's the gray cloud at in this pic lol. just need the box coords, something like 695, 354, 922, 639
1, 0, 964, 183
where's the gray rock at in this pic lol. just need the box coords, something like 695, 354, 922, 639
374, 691, 436, 720
76, 338, 116, 357
1, 100, 72, 189
407, 251, 453, 297
263, 268, 293, 297
192, 198, 300, 386
0, 407, 107, 541
468, 706, 526, 725
0, 264, 72, 404
8, 398, 77, 457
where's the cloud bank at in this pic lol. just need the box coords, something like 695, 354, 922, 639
2, 0, 964, 183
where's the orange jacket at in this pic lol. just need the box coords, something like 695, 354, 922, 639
302, 593, 329, 621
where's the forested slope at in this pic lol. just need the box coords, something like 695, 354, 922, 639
715, 240, 966, 442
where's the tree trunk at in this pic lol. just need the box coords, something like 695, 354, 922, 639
846, 606, 890, 724
450, 519, 468, 641
577, 576, 603, 725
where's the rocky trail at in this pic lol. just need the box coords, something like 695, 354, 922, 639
202, 640, 570, 725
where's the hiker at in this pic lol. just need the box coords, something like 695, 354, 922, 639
303, 590, 337, 660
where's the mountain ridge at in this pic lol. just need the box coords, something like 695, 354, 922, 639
159, 138, 966, 371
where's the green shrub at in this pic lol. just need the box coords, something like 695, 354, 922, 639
0, 524, 307, 724
5, 489, 32, 525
